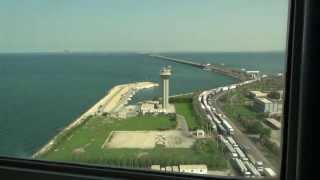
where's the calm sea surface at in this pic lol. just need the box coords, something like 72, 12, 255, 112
0, 52, 285, 157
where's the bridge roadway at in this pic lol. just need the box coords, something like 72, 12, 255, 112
149, 54, 206, 68
149, 54, 249, 81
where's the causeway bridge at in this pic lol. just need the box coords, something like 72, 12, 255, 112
149, 54, 250, 81
149, 54, 207, 68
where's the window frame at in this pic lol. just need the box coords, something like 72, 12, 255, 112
0, 0, 312, 179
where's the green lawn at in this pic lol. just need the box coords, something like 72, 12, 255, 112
175, 102, 200, 130
40, 115, 175, 160
222, 104, 262, 122
38, 114, 228, 169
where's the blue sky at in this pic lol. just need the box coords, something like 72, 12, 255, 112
0, 0, 288, 52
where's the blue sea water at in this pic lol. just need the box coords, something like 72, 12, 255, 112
0, 52, 285, 157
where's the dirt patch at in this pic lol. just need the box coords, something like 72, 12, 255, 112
137, 152, 149, 158
103, 130, 195, 149
72, 148, 85, 156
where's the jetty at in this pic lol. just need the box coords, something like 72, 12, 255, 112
149, 54, 250, 81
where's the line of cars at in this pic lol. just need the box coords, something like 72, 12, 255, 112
198, 80, 276, 178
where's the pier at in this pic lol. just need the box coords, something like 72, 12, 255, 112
149, 54, 250, 81
149, 54, 206, 68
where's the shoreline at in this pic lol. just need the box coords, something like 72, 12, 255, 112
33, 82, 158, 158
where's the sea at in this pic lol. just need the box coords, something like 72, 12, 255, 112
0, 52, 285, 157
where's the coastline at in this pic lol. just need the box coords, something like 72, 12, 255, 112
33, 82, 159, 158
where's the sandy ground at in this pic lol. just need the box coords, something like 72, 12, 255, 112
103, 130, 195, 149
33, 82, 158, 158
98, 82, 159, 113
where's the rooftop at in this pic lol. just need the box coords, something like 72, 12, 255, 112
249, 90, 268, 97
179, 164, 208, 170
160, 66, 172, 76
256, 97, 272, 104
265, 118, 281, 129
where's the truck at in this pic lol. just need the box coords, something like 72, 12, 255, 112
235, 147, 248, 161
264, 168, 277, 177
210, 107, 216, 112
217, 124, 227, 135
232, 158, 251, 177
212, 116, 221, 126
247, 154, 264, 173
247, 154, 263, 173
223, 139, 236, 154
229, 85, 236, 90
217, 135, 226, 143
227, 136, 238, 147
255, 161, 264, 173
222, 86, 229, 91
210, 112, 221, 124
221, 119, 234, 135
244, 161, 261, 177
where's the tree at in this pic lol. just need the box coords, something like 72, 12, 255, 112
268, 91, 281, 100
259, 127, 271, 143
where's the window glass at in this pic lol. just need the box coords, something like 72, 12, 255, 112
0, 0, 287, 178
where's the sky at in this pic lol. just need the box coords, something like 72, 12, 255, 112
0, 0, 288, 53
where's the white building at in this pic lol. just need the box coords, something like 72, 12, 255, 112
139, 101, 164, 115
249, 91, 268, 98
246, 70, 261, 80
150, 165, 161, 171
195, 129, 205, 138
179, 164, 208, 175
253, 98, 283, 114
160, 66, 172, 111
150, 164, 208, 175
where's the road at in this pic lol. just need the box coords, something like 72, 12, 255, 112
176, 114, 189, 135
211, 91, 275, 171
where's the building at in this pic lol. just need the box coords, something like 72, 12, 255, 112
150, 164, 208, 175
264, 118, 281, 130
160, 66, 172, 111
253, 97, 283, 113
179, 164, 208, 175
139, 101, 164, 115
138, 67, 175, 115
246, 70, 261, 80
195, 129, 205, 138
277, 90, 284, 100
249, 91, 268, 98
159, 66, 175, 114
150, 165, 161, 171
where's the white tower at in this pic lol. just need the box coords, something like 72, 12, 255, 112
160, 66, 172, 111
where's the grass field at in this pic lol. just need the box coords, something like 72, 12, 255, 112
175, 102, 200, 130
40, 115, 175, 160
39, 114, 228, 169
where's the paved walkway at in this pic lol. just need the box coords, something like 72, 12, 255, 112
176, 114, 190, 136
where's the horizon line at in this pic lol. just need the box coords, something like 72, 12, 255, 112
0, 50, 285, 54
